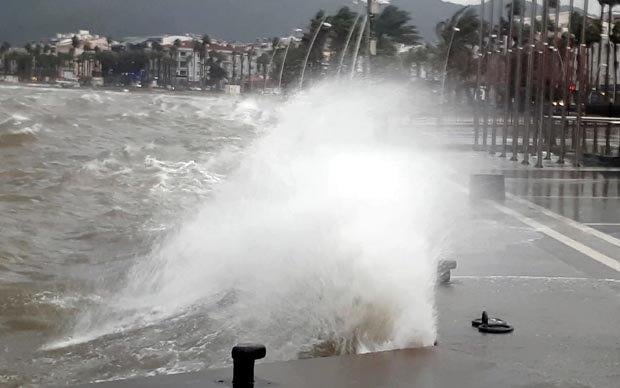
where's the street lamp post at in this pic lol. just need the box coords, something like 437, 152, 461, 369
482, 0, 496, 151
299, 17, 332, 90
440, 26, 462, 105
502, 0, 516, 157
575, 0, 590, 167
544, 0, 562, 160
277, 40, 292, 91
277, 29, 302, 92
604, 2, 617, 155
266, 44, 279, 91
535, 0, 550, 168
350, 14, 369, 78
523, 0, 538, 165
337, 13, 362, 77
511, 4, 526, 161
558, 0, 575, 164
474, 0, 486, 147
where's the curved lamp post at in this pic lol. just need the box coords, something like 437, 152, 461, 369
265, 43, 279, 90
299, 17, 332, 90
277, 29, 302, 92
350, 14, 369, 78
337, 13, 362, 77
440, 26, 461, 105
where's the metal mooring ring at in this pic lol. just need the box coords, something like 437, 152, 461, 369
471, 317, 507, 327
478, 323, 514, 334
472, 311, 514, 334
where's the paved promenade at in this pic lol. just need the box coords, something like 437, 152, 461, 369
79, 137, 620, 388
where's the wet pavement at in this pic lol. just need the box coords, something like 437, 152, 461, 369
79, 145, 620, 388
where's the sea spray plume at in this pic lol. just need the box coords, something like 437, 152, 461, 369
57, 81, 462, 362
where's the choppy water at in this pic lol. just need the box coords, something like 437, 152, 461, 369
0, 82, 453, 385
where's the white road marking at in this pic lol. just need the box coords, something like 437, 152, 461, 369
524, 196, 620, 199
451, 177, 620, 272
508, 178, 609, 182
452, 275, 620, 283
492, 201, 620, 272
507, 193, 620, 249
585, 223, 620, 226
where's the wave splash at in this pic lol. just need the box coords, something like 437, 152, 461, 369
52, 81, 457, 362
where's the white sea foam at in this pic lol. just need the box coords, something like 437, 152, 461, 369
52, 81, 462, 359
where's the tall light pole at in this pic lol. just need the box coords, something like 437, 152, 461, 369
559, 0, 575, 164
511, 1, 526, 161
299, 16, 332, 90
441, 25, 463, 104
596, 4, 605, 90
502, 0, 516, 157
337, 13, 362, 77
604, 2, 616, 155
483, 0, 496, 150
523, 0, 538, 165
278, 29, 302, 92
351, 14, 369, 78
474, 0, 486, 147
265, 41, 280, 90
366, 0, 381, 75
545, 0, 561, 160
535, 0, 550, 168
605, 3, 613, 98
278, 40, 292, 91
575, 0, 590, 167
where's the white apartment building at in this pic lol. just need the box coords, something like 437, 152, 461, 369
175, 44, 203, 83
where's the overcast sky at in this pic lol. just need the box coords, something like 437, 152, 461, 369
0, 0, 607, 46
452, 0, 603, 12
0, 0, 458, 45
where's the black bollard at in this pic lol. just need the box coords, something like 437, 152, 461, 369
232, 343, 266, 387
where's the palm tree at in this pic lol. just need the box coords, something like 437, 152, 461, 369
375, 5, 420, 56
72, 35, 80, 49
200, 35, 211, 85
240, 51, 246, 88
404, 44, 430, 78
302, 11, 331, 80
435, 7, 480, 91
190, 40, 203, 84
246, 47, 255, 91
167, 40, 181, 87
1, 41, 10, 74
326, 6, 358, 70
570, 11, 602, 86
232, 50, 237, 82
257, 52, 270, 90
149, 41, 164, 85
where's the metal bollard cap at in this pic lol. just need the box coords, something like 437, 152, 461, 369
232, 344, 266, 361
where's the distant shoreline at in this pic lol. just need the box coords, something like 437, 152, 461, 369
0, 80, 281, 98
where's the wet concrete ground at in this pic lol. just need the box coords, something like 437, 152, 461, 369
80, 146, 619, 387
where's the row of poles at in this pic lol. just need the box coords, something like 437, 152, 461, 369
472, 0, 595, 167
268, 0, 381, 92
